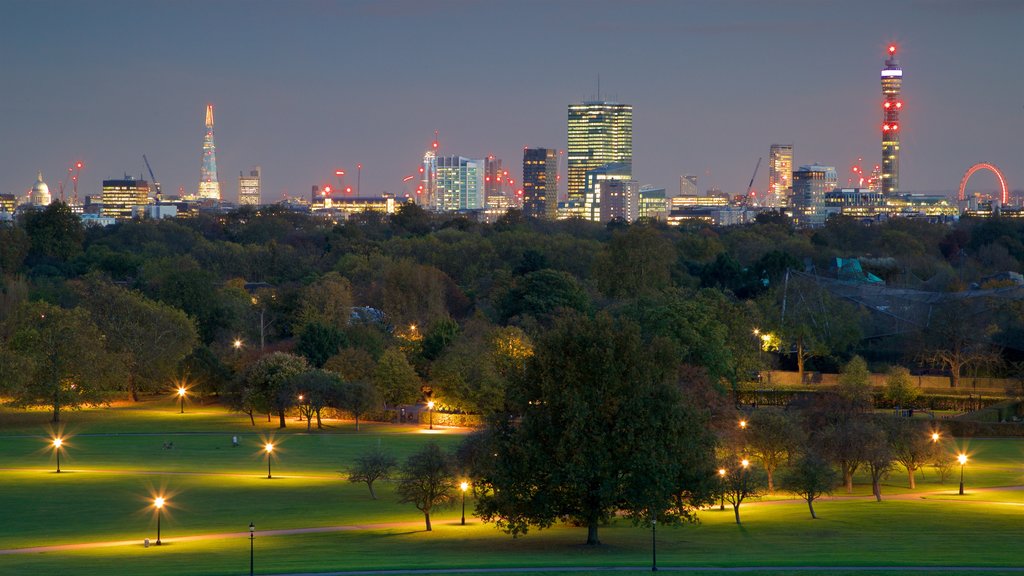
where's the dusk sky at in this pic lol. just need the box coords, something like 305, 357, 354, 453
3, 0, 1022, 204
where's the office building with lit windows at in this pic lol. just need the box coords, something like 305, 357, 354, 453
583, 162, 633, 222
567, 101, 632, 210
768, 144, 793, 207
522, 148, 558, 219
433, 156, 484, 212
792, 164, 838, 227
238, 167, 262, 206
102, 177, 151, 220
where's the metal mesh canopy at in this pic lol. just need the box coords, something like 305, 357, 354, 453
791, 270, 1024, 345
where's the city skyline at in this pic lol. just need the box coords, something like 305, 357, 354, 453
2, 0, 1022, 205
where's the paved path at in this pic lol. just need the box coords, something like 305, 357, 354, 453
269, 568, 1024, 575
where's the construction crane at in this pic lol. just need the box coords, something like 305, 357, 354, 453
143, 155, 163, 199
746, 156, 762, 203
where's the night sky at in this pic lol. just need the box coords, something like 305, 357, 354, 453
3, 0, 1022, 204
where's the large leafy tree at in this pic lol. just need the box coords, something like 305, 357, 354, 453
245, 352, 308, 428
336, 379, 380, 431
779, 452, 838, 519
5, 301, 123, 421
374, 348, 421, 407
745, 409, 804, 493
396, 443, 455, 531
472, 313, 715, 545
291, 369, 342, 430
21, 202, 85, 264
75, 277, 198, 401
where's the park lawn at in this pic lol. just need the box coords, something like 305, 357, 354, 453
0, 399, 430, 435
0, 429, 465, 474
2, 498, 1024, 576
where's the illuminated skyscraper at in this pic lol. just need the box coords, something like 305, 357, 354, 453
522, 148, 558, 219
881, 45, 903, 195
792, 164, 837, 227
433, 156, 484, 212
198, 104, 221, 201
102, 177, 151, 219
768, 144, 793, 207
238, 167, 261, 206
567, 101, 632, 207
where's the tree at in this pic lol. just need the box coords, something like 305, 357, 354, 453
746, 410, 804, 493
21, 202, 85, 264
780, 453, 838, 519
888, 418, 937, 489
884, 366, 919, 408
594, 225, 675, 298
294, 272, 353, 333
336, 380, 380, 431
819, 416, 876, 493
863, 420, 894, 501
295, 322, 344, 368
472, 313, 716, 545
348, 446, 398, 500
6, 301, 123, 421
496, 269, 590, 325
324, 347, 377, 383
75, 277, 199, 401
291, 369, 342, 430
836, 356, 873, 409
245, 352, 308, 428
374, 348, 421, 407
920, 299, 1002, 388
721, 459, 767, 524
396, 443, 455, 531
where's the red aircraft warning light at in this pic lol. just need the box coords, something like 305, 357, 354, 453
888, 45, 896, 54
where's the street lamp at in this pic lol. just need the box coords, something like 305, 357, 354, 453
233, 338, 243, 350
931, 432, 940, 443
460, 481, 469, 525
427, 400, 435, 430
249, 522, 255, 576
52, 437, 63, 473
154, 497, 165, 545
177, 386, 187, 414
264, 443, 274, 479
958, 454, 968, 495
651, 517, 657, 572
739, 419, 747, 430
718, 468, 727, 510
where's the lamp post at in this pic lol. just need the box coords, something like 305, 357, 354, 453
958, 454, 967, 495
427, 400, 435, 430
460, 481, 468, 525
931, 432, 940, 443
52, 438, 63, 473
265, 443, 274, 479
233, 338, 243, 351
718, 468, 726, 510
739, 419, 747, 430
249, 522, 255, 576
154, 497, 165, 545
177, 386, 187, 414
651, 517, 657, 572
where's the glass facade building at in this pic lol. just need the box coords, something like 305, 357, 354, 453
522, 148, 558, 219
102, 178, 151, 220
768, 144, 793, 208
238, 167, 261, 206
198, 104, 221, 201
567, 101, 632, 209
433, 156, 484, 212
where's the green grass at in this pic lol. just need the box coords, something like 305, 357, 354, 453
2, 402, 1024, 576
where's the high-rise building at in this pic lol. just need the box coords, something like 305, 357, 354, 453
679, 174, 697, 197
418, 132, 440, 207
881, 45, 903, 195
768, 144, 793, 207
238, 167, 262, 206
102, 177, 151, 219
522, 148, 558, 219
567, 101, 633, 206
583, 162, 633, 222
483, 156, 511, 219
433, 156, 484, 212
638, 187, 668, 221
792, 164, 838, 227
198, 104, 221, 201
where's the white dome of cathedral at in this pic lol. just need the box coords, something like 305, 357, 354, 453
31, 171, 51, 206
